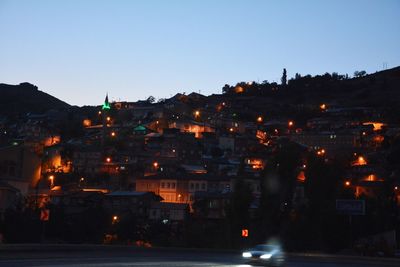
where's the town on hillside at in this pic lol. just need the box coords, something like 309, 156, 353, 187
1, 68, 400, 254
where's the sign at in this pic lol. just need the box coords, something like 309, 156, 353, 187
241, 229, 249, 237
40, 209, 50, 221
336, 199, 365, 215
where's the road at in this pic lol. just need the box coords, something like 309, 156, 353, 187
0, 245, 399, 267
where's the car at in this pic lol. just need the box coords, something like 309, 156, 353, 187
242, 244, 285, 266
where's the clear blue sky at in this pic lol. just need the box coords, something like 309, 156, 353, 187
1, 0, 399, 106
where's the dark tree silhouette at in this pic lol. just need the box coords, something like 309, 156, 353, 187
146, 96, 155, 103
281, 68, 287, 86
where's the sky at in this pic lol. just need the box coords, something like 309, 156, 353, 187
0, 0, 399, 106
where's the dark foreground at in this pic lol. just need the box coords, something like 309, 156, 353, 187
0, 245, 399, 267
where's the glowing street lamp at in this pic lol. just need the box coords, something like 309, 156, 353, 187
320, 104, 326, 111
345, 181, 351, 187
49, 175, 55, 188
257, 116, 263, 123
106, 116, 111, 122
317, 149, 326, 156
111, 131, 116, 137
288, 121, 294, 127
79, 177, 85, 187
153, 162, 159, 168
106, 157, 111, 163
112, 215, 119, 224
358, 156, 367, 165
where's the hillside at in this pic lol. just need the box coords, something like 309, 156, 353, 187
220, 66, 400, 107
0, 82, 70, 117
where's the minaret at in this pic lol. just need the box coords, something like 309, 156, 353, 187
102, 93, 111, 148
102, 94, 111, 111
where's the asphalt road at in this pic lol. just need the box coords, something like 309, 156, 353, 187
0, 246, 399, 267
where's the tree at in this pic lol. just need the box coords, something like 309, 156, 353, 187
281, 68, 287, 86
354, 70, 367, 78
146, 96, 155, 103
226, 179, 253, 248
222, 84, 231, 94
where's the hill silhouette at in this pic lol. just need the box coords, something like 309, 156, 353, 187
0, 82, 70, 116
221, 66, 400, 108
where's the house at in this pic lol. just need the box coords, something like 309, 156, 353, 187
136, 173, 233, 209
168, 120, 215, 139
149, 202, 189, 221
104, 191, 162, 217
192, 191, 231, 219
0, 181, 20, 216
0, 144, 42, 195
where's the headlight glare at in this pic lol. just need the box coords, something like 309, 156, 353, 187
242, 252, 252, 258
260, 253, 272, 259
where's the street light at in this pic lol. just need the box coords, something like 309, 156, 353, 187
112, 215, 119, 224
257, 116, 263, 123
49, 175, 54, 189
194, 110, 200, 119
106, 157, 111, 163
317, 149, 325, 156
358, 156, 367, 165
345, 181, 351, 187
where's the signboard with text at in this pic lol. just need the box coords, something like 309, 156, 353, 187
336, 199, 365, 215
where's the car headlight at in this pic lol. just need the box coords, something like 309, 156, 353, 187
260, 253, 272, 259
242, 252, 252, 258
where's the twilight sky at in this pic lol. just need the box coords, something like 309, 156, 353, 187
1, 0, 399, 106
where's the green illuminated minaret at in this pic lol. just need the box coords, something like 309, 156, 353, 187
101, 93, 110, 148
102, 94, 111, 111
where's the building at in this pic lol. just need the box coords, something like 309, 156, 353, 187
149, 202, 189, 221
0, 144, 42, 195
